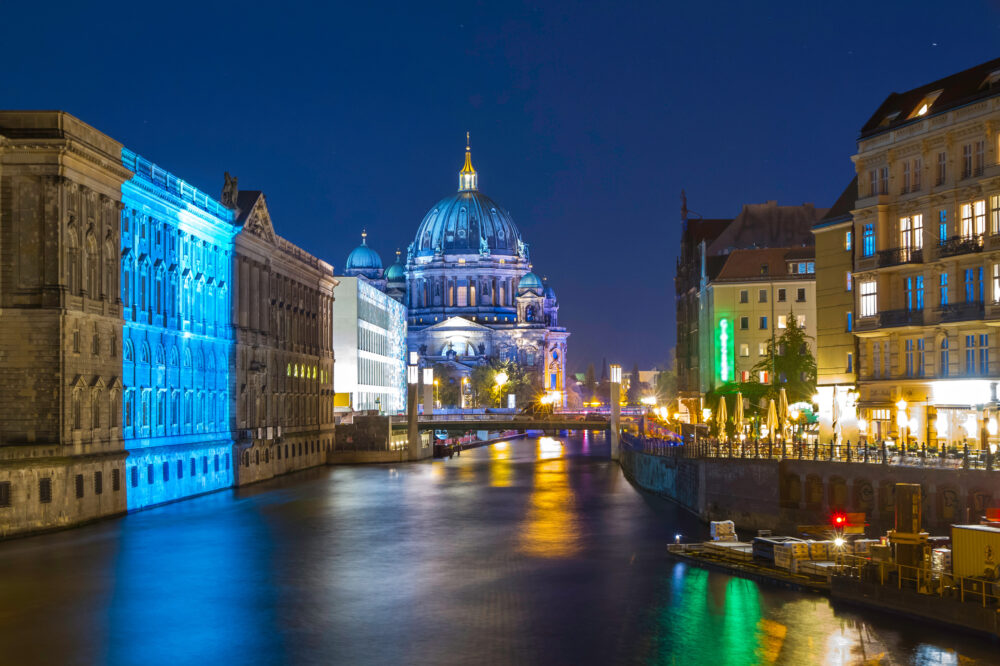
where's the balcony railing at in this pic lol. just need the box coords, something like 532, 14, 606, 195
938, 234, 984, 258
879, 308, 924, 327
877, 247, 922, 267
936, 301, 984, 322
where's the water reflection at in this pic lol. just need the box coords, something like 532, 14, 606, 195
0, 433, 996, 665
517, 437, 580, 558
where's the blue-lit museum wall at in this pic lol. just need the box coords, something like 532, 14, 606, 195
120, 149, 238, 510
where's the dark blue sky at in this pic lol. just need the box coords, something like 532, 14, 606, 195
5, 1, 1000, 371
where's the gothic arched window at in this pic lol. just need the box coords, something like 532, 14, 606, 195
123, 340, 134, 363
86, 232, 99, 298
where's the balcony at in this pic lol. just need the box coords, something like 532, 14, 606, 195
936, 301, 984, 323
938, 234, 984, 258
877, 247, 922, 268
879, 308, 924, 328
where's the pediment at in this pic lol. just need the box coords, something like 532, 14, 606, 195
424, 316, 493, 332
240, 193, 277, 245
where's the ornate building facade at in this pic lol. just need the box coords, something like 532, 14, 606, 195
231, 191, 336, 485
0, 112, 132, 537
402, 141, 569, 400
119, 149, 238, 510
847, 57, 1000, 450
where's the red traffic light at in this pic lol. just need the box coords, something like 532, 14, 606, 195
832, 513, 847, 526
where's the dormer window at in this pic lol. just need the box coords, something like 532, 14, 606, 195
878, 111, 900, 128
980, 70, 1000, 91
908, 89, 942, 119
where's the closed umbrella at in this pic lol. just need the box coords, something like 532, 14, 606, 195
766, 398, 778, 458
778, 387, 789, 456
716, 396, 728, 443
734, 392, 744, 457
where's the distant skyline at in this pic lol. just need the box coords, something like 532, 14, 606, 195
5, 1, 1000, 370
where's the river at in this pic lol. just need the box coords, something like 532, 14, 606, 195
0, 432, 995, 664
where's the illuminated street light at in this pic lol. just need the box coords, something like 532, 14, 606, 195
495, 371, 508, 387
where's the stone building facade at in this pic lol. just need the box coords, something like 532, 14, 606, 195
231, 191, 336, 485
119, 149, 238, 511
812, 178, 861, 444
0, 112, 132, 537
697, 247, 817, 397
850, 57, 1000, 449
674, 198, 826, 420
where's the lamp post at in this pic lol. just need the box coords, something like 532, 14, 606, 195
433, 379, 439, 408
610, 364, 622, 460
423, 367, 434, 417
461, 376, 469, 409
407, 351, 420, 460
896, 398, 908, 459
494, 371, 508, 408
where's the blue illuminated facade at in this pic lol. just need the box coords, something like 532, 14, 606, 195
120, 149, 238, 510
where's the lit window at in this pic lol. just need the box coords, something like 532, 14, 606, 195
846, 311, 853, 332
860, 280, 878, 317
796, 314, 806, 328
758, 343, 767, 356
777, 315, 787, 329
845, 231, 852, 251
739, 343, 749, 357
846, 272, 852, 291
862, 224, 875, 257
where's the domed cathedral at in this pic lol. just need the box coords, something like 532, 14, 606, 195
403, 136, 569, 403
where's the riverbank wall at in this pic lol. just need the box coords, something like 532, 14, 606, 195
619, 446, 997, 534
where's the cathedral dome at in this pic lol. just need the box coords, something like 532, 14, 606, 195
411, 140, 524, 259
345, 230, 383, 272
384, 253, 405, 282
518, 271, 543, 295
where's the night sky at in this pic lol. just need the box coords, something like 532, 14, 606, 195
5, 1, 1000, 371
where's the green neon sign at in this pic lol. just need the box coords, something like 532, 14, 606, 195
718, 318, 733, 383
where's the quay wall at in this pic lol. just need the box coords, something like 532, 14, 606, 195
620, 448, 998, 535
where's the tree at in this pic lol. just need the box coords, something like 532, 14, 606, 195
655, 348, 678, 405
751, 310, 817, 405
626, 362, 642, 405
432, 364, 463, 407
469, 358, 540, 408
584, 363, 597, 400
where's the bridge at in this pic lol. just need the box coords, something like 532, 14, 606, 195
405, 413, 612, 432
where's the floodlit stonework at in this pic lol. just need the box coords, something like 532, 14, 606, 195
0, 111, 132, 537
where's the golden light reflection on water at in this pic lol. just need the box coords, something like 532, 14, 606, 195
518, 439, 580, 558
489, 442, 512, 488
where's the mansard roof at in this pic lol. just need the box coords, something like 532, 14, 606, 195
860, 56, 1000, 139
706, 201, 825, 256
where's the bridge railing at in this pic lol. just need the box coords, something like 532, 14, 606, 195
621, 433, 998, 471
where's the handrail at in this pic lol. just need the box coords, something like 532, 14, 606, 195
834, 552, 1000, 607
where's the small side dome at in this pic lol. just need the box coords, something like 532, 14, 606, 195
517, 271, 543, 295
544, 285, 556, 300
345, 230, 383, 278
385, 250, 405, 282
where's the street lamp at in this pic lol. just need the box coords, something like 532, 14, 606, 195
433, 379, 439, 407
495, 371, 508, 387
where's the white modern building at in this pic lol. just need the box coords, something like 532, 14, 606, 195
332, 276, 407, 414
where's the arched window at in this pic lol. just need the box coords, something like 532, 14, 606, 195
156, 344, 165, 366
183, 348, 192, 368
124, 390, 134, 428
121, 258, 133, 307
104, 237, 116, 302
140, 342, 150, 364
91, 390, 102, 428
72, 388, 82, 429
139, 262, 150, 313
86, 233, 99, 298
67, 220, 80, 294
169, 346, 179, 367
525, 305, 536, 322
123, 340, 134, 363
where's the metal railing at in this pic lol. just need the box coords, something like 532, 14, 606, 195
879, 308, 923, 327
835, 553, 1000, 608
938, 234, 984, 258
877, 247, 922, 267
623, 435, 998, 470
936, 300, 984, 322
